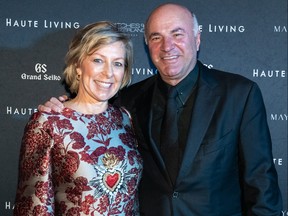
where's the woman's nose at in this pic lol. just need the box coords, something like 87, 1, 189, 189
103, 63, 113, 78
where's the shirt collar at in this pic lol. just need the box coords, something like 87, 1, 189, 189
158, 63, 199, 105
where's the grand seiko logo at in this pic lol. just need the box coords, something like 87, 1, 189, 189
21, 63, 61, 81
5, 18, 80, 29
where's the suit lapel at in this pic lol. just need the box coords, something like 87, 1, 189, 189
177, 67, 221, 183
130, 65, 221, 186
133, 79, 170, 181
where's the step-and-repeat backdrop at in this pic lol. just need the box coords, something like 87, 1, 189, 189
0, 0, 287, 214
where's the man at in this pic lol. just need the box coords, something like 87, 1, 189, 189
39, 3, 282, 215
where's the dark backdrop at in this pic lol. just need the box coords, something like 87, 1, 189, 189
0, 0, 287, 214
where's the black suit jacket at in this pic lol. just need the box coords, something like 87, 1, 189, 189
115, 61, 282, 216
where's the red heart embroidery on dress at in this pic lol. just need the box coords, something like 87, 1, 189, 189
103, 171, 121, 191
106, 173, 119, 188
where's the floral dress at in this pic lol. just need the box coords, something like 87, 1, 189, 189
14, 104, 143, 216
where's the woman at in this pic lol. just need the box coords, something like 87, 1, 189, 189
14, 21, 143, 216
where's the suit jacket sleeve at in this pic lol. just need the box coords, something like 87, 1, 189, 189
239, 83, 282, 215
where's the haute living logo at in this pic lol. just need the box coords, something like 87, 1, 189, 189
5, 18, 80, 29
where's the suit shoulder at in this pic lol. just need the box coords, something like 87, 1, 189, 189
198, 63, 260, 98
111, 75, 157, 107
202, 65, 255, 88
128, 75, 157, 90
121, 75, 157, 96
214, 68, 251, 81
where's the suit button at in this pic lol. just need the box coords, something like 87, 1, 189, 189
172, 191, 179, 198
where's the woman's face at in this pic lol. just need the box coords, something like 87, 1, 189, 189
76, 41, 126, 103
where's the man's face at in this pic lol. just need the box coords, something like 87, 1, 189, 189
145, 4, 200, 86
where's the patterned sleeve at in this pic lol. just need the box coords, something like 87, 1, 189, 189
14, 112, 55, 216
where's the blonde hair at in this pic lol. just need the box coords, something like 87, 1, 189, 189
63, 21, 133, 94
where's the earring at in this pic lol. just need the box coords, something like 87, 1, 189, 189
76, 74, 81, 81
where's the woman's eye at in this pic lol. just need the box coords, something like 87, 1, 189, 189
93, 58, 103, 63
114, 62, 123, 67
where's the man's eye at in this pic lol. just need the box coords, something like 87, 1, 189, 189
174, 33, 183, 37
151, 36, 160, 41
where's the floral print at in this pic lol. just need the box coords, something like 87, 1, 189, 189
14, 104, 142, 216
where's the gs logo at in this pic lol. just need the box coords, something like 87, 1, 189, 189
35, 63, 47, 73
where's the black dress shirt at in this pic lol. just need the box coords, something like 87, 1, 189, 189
151, 64, 199, 171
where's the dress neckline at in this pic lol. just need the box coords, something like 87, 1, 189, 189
62, 103, 113, 117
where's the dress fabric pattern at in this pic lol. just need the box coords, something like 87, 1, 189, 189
14, 104, 143, 216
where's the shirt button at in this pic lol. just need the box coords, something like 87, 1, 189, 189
173, 191, 179, 198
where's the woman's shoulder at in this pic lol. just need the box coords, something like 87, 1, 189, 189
109, 104, 130, 115
108, 104, 132, 125
29, 109, 73, 122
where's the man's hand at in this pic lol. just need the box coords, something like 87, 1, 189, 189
38, 95, 68, 112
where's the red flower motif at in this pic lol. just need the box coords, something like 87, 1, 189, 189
62, 108, 78, 120
14, 196, 33, 215
90, 146, 107, 162
32, 205, 51, 216
35, 181, 50, 203
67, 207, 81, 216
79, 150, 94, 164
36, 154, 50, 176
119, 125, 136, 148
95, 195, 109, 214
63, 151, 80, 175
74, 176, 92, 191
81, 194, 96, 214
128, 150, 137, 166
124, 198, 134, 215
107, 146, 125, 161
70, 131, 85, 149
65, 176, 91, 206
55, 118, 74, 131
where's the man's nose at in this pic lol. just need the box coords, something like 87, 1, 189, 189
161, 37, 174, 52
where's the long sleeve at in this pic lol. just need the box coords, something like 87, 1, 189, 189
14, 112, 54, 216
239, 83, 282, 215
